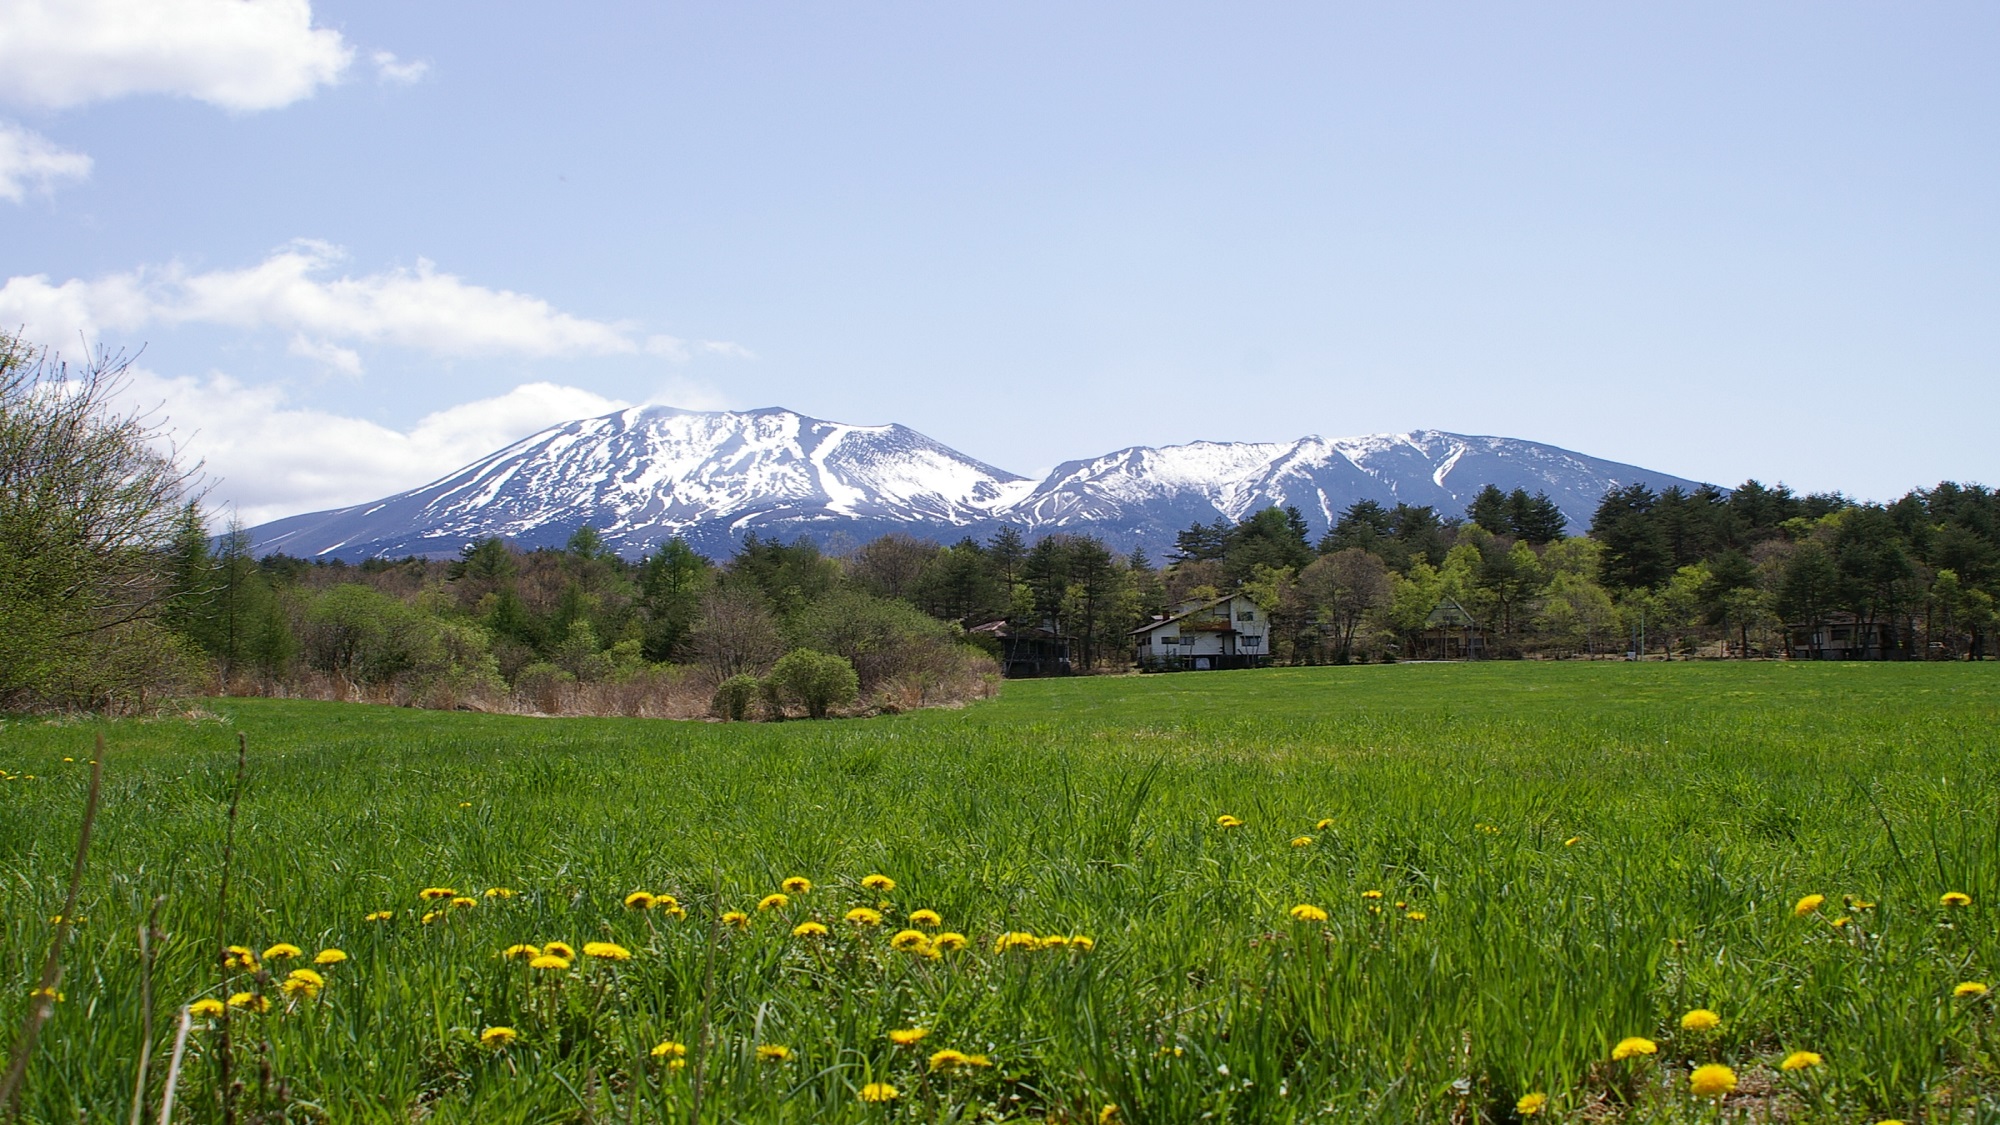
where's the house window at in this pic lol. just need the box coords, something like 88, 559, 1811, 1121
1238, 610, 1256, 621
1242, 635, 1262, 647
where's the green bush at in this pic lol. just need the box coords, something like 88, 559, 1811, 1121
710, 672, 760, 721
767, 648, 859, 719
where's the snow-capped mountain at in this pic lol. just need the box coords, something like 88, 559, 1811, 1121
1014, 431, 1700, 551
247, 406, 1034, 559
244, 406, 1705, 560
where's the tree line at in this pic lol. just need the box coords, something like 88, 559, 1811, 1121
4, 333, 1993, 714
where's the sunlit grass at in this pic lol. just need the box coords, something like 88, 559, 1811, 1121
2, 662, 1996, 1122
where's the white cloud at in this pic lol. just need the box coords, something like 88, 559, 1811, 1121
644, 334, 690, 361
370, 50, 429, 85
0, 120, 90, 200
700, 340, 757, 359
0, 0, 352, 112
0, 241, 644, 358
126, 370, 632, 525
286, 334, 362, 377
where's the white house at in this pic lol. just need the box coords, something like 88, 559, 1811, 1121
1129, 593, 1271, 671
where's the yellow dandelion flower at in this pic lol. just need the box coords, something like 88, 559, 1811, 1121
484, 887, 514, 898
1563, 836, 1581, 847
365, 910, 394, 922
1315, 818, 1333, 830
782, 876, 812, 894
1394, 901, 1406, 909
1404, 910, 1427, 922
890, 929, 929, 951
758, 893, 790, 911
313, 948, 346, 966
543, 941, 575, 959
188, 997, 225, 1019
1070, 935, 1095, 951
1100, 1106, 1121, 1124
583, 941, 632, 961
281, 969, 323, 999
1611, 1037, 1657, 1061
228, 992, 268, 1013
845, 907, 883, 926
721, 910, 750, 928
529, 954, 571, 971
888, 1028, 929, 1045
420, 911, 440, 925
908, 909, 942, 928
459, 801, 472, 808
928, 1048, 971, 1071
933, 932, 968, 952
651, 1040, 687, 1058
502, 944, 541, 960
861, 873, 896, 892
793, 921, 829, 938
1954, 981, 1989, 998
1516, 1092, 1547, 1116
858, 1082, 898, 1103
624, 891, 657, 910
1290, 904, 1328, 923
262, 943, 301, 961
655, 893, 681, 910
28, 987, 62, 1002
1291, 836, 1313, 847
480, 1026, 518, 1047
1040, 935, 1070, 949
1680, 1008, 1721, 1031
756, 1044, 792, 1062
1942, 891, 1972, 907
223, 945, 258, 971
993, 931, 1039, 953
1794, 894, 1825, 917
1831, 916, 1852, 928
1216, 815, 1244, 828
1780, 1050, 1822, 1071
1689, 1063, 1736, 1097
966, 1054, 994, 1067
419, 887, 456, 901
1361, 890, 1383, 900
450, 896, 477, 910
1877, 1120, 1909, 1125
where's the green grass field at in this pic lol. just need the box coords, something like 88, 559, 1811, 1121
2, 663, 1997, 1123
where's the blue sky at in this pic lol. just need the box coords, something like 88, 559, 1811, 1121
2, 2, 1995, 523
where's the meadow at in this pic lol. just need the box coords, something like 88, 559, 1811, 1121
1, 662, 1997, 1123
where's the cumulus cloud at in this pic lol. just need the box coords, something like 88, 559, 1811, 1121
0, 120, 90, 201
127, 370, 633, 524
0, 241, 651, 358
370, 51, 429, 85
0, 0, 352, 112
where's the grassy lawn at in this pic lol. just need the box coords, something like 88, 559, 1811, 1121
2, 662, 1996, 1122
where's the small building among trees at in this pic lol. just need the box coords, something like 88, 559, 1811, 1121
1418, 597, 1485, 660
1787, 613, 1897, 660
1130, 593, 1271, 671
970, 619, 1073, 677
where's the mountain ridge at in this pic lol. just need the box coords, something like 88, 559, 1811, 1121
244, 405, 1707, 560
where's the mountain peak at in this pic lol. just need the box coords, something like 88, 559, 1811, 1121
245, 409, 1704, 560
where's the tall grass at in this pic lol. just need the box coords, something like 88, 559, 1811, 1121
1, 662, 1996, 1122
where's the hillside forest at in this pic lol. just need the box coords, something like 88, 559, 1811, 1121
4, 335, 1997, 718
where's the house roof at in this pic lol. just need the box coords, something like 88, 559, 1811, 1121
1425, 597, 1479, 628
1127, 592, 1261, 637
970, 620, 1068, 641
